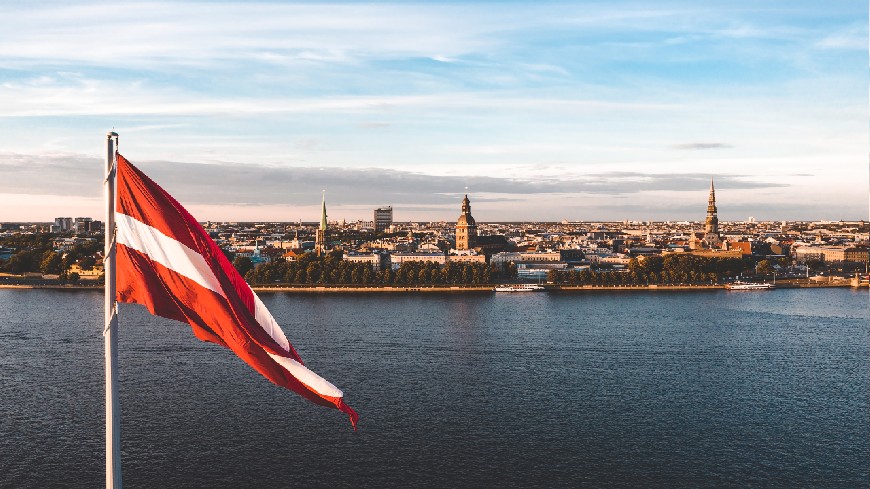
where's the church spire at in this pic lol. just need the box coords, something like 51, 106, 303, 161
702, 177, 721, 248
707, 178, 717, 214
320, 190, 327, 231
315, 190, 328, 256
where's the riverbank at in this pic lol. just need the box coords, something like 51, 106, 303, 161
1, 282, 863, 291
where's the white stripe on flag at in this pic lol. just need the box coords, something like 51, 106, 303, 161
251, 292, 291, 353
117, 213, 344, 399
116, 213, 225, 297
267, 353, 344, 398
251, 292, 342, 398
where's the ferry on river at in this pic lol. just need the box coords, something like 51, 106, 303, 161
725, 282, 775, 291
494, 284, 546, 292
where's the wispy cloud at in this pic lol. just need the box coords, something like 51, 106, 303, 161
0, 3, 496, 68
357, 122, 392, 129
0, 74, 684, 118
671, 143, 733, 150
815, 23, 868, 50
0, 2, 841, 71
0, 152, 788, 205
122, 123, 191, 133
0, 1, 864, 220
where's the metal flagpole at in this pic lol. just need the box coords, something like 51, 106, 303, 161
104, 131, 122, 488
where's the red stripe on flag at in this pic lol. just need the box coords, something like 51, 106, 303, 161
114, 154, 357, 428
117, 244, 340, 408
116, 154, 259, 323
116, 155, 294, 358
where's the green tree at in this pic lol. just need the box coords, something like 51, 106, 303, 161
233, 256, 254, 276
805, 258, 824, 273
756, 259, 773, 276
381, 268, 395, 285
461, 265, 472, 284
471, 266, 482, 284
306, 263, 320, 284
78, 256, 97, 271
6, 250, 38, 274
40, 251, 63, 274
547, 270, 560, 283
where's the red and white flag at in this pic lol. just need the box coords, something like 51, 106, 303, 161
113, 154, 358, 428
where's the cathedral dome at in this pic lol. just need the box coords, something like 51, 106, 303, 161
457, 213, 476, 226
457, 194, 476, 227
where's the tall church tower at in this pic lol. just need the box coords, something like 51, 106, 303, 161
455, 194, 478, 250
702, 178, 722, 248
315, 191, 328, 256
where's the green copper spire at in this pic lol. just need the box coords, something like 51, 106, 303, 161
320, 190, 327, 231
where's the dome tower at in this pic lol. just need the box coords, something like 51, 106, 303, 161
455, 194, 477, 250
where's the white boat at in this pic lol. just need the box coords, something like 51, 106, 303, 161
725, 282, 775, 290
494, 284, 545, 292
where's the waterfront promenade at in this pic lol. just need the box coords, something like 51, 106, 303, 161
1, 282, 862, 292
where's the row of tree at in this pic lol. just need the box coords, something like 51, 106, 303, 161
548, 254, 749, 286
240, 251, 518, 286
0, 238, 102, 275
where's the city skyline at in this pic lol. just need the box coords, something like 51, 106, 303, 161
1, 1, 867, 222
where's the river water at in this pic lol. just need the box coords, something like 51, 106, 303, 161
0, 288, 867, 488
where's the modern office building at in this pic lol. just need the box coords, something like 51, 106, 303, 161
74, 217, 93, 234
54, 217, 73, 232
374, 206, 393, 234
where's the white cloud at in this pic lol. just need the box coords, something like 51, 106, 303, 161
0, 1, 864, 221
815, 24, 868, 50
0, 2, 838, 71
0, 2, 497, 69
0, 72, 687, 118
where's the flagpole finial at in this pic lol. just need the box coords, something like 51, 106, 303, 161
107, 131, 118, 151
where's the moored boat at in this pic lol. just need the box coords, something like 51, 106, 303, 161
725, 282, 775, 290
494, 284, 546, 292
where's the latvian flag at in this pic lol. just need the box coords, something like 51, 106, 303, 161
114, 154, 358, 428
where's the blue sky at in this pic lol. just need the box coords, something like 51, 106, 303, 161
1, 1, 866, 222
